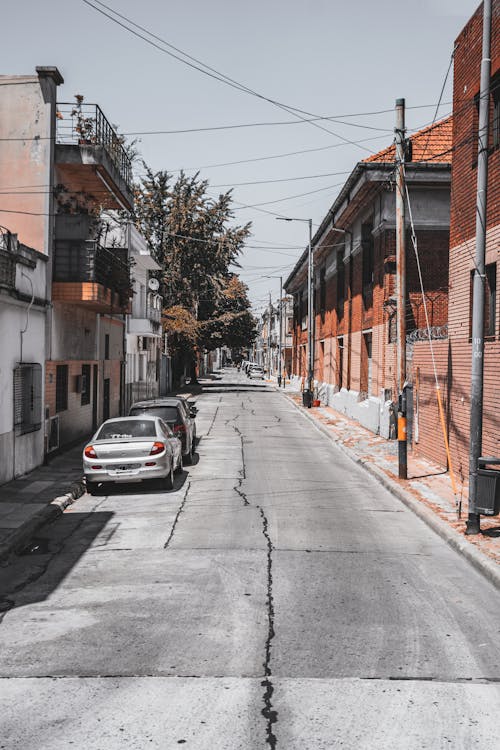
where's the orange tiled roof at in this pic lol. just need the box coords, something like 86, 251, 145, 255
363, 115, 453, 164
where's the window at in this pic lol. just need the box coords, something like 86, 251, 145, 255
104, 334, 110, 360
13, 363, 42, 435
493, 74, 500, 150
362, 222, 374, 306
81, 364, 91, 406
56, 365, 68, 412
319, 267, 326, 320
470, 263, 496, 338
337, 250, 345, 318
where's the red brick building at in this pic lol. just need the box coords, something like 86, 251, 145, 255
412, 0, 500, 482
284, 118, 452, 438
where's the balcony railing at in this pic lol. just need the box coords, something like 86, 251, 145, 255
146, 303, 162, 324
54, 239, 130, 298
0, 232, 16, 289
56, 102, 133, 190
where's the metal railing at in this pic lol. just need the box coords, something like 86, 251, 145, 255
56, 102, 133, 190
0, 231, 16, 289
146, 303, 162, 324
54, 240, 130, 296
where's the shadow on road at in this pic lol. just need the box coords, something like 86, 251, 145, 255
0, 509, 114, 621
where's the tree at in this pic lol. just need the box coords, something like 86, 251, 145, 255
134, 168, 255, 384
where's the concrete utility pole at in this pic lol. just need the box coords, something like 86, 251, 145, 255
268, 291, 272, 375
395, 97, 408, 480
278, 276, 283, 387
467, 0, 492, 536
307, 218, 314, 396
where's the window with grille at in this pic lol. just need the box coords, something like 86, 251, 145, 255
13, 363, 42, 435
81, 364, 91, 406
56, 365, 68, 412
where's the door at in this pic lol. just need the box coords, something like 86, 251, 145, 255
103, 378, 110, 422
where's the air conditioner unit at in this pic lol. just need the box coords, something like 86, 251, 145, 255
47, 415, 59, 453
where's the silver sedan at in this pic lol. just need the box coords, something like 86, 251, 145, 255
83, 416, 182, 495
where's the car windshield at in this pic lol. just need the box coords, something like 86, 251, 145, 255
96, 419, 157, 440
130, 405, 180, 423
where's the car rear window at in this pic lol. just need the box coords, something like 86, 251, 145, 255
130, 406, 180, 422
96, 419, 157, 439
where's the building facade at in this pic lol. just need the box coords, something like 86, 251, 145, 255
0, 67, 134, 462
0, 230, 49, 483
412, 0, 500, 479
285, 118, 452, 437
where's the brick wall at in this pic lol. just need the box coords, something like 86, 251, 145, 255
420, 2, 500, 477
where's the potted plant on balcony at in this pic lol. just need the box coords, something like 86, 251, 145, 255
71, 94, 95, 145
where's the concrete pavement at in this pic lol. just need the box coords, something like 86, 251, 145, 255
278, 383, 500, 588
0, 371, 499, 749
0, 443, 86, 562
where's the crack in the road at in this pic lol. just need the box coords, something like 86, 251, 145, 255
0, 495, 108, 624
259, 506, 277, 750
231, 421, 277, 748
164, 481, 191, 549
205, 400, 221, 437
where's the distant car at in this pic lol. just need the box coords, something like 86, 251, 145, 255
83, 416, 182, 495
249, 366, 265, 380
129, 397, 197, 464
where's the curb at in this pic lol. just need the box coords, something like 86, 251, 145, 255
0, 479, 86, 564
280, 390, 500, 591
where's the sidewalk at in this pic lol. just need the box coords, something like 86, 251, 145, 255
281, 386, 500, 588
0, 444, 86, 562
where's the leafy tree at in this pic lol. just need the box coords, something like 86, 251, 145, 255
134, 168, 256, 383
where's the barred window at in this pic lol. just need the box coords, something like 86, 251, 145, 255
81, 364, 91, 406
13, 363, 42, 435
56, 365, 68, 412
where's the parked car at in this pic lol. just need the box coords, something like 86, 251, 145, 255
83, 416, 182, 495
129, 397, 197, 464
249, 365, 265, 380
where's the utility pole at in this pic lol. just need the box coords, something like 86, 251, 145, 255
307, 218, 314, 396
278, 276, 283, 387
268, 291, 272, 376
467, 0, 492, 536
395, 97, 408, 480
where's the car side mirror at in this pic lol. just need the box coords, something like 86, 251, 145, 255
190, 406, 198, 417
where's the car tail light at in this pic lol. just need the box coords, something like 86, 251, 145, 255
145, 461, 156, 467
173, 424, 186, 434
85, 446, 97, 459
150, 441, 165, 456
91, 465, 102, 470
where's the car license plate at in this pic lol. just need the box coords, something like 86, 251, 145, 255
117, 464, 137, 471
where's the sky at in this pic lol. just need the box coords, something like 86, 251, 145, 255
1, 0, 478, 317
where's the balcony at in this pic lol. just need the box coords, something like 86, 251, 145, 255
128, 299, 162, 338
0, 232, 16, 290
52, 240, 131, 312
55, 102, 134, 210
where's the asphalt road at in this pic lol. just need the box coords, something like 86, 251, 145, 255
1, 370, 499, 749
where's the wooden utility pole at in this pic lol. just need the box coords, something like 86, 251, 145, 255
395, 98, 408, 479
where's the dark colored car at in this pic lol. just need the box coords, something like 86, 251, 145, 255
129, 398, 197, 464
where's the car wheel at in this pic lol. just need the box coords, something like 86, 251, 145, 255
86, 481, 99, 496
184, 442, 193, 465
175, 453, 183, 474
162, 465, 174, 490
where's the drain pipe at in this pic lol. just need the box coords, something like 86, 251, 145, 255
20, 270, 35, 363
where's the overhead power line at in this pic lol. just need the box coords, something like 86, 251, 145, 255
81, 0, 378, 154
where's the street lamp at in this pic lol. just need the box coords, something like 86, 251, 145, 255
276, 216, 313, 404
